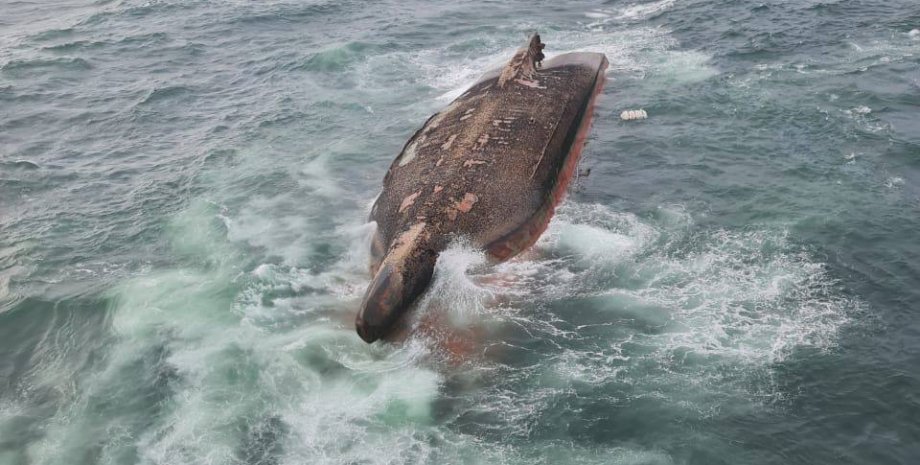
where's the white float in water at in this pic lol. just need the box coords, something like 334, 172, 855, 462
620, 109, 648, 121
909, 29, 920, 39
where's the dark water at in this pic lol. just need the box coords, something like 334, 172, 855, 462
2, 0, 920, 463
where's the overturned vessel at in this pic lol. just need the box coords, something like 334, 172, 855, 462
357, 34, 608, 342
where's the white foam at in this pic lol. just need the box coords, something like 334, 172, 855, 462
356, 41, 515, 104
366, 24, 717, 107
22, 192, 861, 464
584, 10, 612, 20
95, 256, 440, 465
298, 153, 345, 197
648, 48, 718, 83
643, 228, 851, 362
617, 0, 677, 20
18, 190, 446, 464
0, 267, 13, 305
422, 50, 515, 102
0, 399, 26, 445
226, 198, 313, 266
583, 0, 676, 29
885, 176, 905, 189
542, 203, 662, 261
563, 223, 644, 256
417, 240, 492, 319
842, 105, 888, 134
450, 202, 859, 408
841, 35, 920, 72
547, 28, 718, 84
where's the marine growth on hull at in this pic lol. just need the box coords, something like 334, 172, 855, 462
357, 34, 609, 343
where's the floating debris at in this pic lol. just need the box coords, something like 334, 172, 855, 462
620, 109, 648, 121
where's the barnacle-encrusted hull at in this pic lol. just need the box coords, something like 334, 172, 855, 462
356, 34, 609, 343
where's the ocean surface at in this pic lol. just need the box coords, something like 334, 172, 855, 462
2, 0, 920, 464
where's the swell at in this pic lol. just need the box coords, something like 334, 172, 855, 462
0, 57, 92, 74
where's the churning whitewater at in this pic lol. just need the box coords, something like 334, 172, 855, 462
2, 0, 919, 464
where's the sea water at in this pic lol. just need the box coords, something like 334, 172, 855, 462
2, 0, 920, 464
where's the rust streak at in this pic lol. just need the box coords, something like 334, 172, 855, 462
441, 134, 457, 150
529, 118, 560, 179
399, 191, 421, 213
457, 193, 479, 213
474, 133, 490, 149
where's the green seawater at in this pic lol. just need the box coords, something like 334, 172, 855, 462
2, 0, 920, 464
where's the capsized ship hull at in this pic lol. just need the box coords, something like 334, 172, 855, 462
357, 34, 609, 342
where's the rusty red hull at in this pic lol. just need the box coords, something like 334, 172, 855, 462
356, 34, 609, 343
